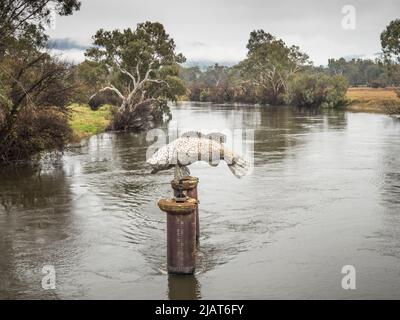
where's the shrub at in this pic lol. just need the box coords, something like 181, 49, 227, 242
385, 104, 400, 115
199, 89, 210, 102
370, 81, 385, 88
88, 91, 122, 111
395, 88, 400, 99
287, 73, 349, 108
0, 107, 72, 163
151, 99, 171, 121
107, 99, 161, 132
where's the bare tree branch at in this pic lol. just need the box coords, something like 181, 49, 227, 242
90, 85, 125, 101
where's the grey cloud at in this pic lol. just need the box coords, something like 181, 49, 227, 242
46, 0, 400, 65
47, 38, 89, 51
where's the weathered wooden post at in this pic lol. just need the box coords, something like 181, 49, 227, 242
158, 196, 198, 274
171, 177, 200, 244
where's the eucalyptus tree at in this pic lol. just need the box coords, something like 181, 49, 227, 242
381, 19, 400, 62
239, 30, 309, 105
327, 58, 347, 76
381, 19, 400, 96
85, 21, 186, 129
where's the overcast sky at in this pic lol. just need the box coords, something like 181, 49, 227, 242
47, 0, 400, 66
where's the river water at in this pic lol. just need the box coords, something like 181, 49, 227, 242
1, 102, 400, 299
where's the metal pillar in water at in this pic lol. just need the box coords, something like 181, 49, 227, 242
158, 197, 198, 274
171, 177, 200, 244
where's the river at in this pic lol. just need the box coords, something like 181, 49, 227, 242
1, 102, 400, 299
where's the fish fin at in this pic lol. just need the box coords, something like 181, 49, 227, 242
180, 131, 226, 143
180, 131, 203, 138
205, 132, 226, 143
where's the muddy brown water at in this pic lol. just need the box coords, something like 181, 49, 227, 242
1, 102, 400, 299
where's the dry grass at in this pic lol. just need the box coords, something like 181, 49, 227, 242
346, 87, 400, 113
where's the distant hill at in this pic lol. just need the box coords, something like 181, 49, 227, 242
183, 59, 238, 70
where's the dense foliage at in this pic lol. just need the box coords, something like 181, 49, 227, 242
381, 19, 400, 101
240, 30, 310, 105
0, 0, 80, 163
180, 30, 347, 108
381, 19, 400, 63
327, 58, 398, 88
286, 73, 349, 108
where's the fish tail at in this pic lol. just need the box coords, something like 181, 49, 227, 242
181, 131, 226, 143
205, 132, 226, 143
228, 155, 250, 178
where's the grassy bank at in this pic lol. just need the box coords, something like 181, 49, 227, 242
68, 89, 399, 143
346, 87, 400, 113
69, 104, 113, 140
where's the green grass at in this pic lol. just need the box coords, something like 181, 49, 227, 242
69, 103, 114, 140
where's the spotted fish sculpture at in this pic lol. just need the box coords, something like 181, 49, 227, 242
147, 131, 250, 179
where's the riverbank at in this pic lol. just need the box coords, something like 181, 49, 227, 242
69, 104, 113, 141
345, 87, 400, 114
68, 89, 400, 142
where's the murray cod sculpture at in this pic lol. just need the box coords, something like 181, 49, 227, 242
147, 131, 250, 179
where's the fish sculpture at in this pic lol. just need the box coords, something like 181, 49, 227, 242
147, 131, 250, 179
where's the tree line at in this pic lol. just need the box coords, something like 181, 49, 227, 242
179, 31, 349, 108
326, 57, 400, 88
179, 24, 400, 106
179, 47, 349, 108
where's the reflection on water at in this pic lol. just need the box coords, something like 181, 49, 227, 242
0, 161, 73, 299
1, 103, 400, 299
168, 275, 201, 300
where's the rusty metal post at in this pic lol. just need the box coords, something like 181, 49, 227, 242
171, 177, 200, 244
158, 198, 198, 274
